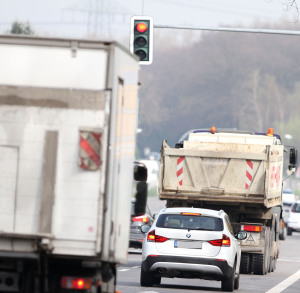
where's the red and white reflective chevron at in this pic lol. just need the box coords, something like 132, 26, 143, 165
271, 165, 281, 189
177, 157, 184, 186
79, 131, 102, 171
245, 160, 253, 190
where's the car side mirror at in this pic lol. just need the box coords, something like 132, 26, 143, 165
152, 213, 159, 220
134, 182, 148, 216
141, 224, 151, 234
175, 141, 183, 149
236, 231, 247, 240
288, 147, 297, 171
134, 162, 148, 182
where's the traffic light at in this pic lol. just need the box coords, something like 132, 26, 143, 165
130, 16, 153, 65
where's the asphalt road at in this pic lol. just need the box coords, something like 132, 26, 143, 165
117, 234, 300, 292
117, 196, 300, 293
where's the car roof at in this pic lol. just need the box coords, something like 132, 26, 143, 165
159, 207, 223, 218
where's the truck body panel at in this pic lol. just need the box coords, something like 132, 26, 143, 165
0, 35, 141, 292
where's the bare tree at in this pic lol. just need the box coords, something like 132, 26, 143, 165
281, 0, 299, 19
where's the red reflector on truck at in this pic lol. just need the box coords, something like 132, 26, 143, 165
61, 277, 92, 290
241, 225, 262, 232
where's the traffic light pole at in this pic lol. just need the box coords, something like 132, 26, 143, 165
154, 25, 300, 36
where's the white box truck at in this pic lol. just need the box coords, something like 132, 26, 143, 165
158, 128, 297, 275
0, 34, 147, 293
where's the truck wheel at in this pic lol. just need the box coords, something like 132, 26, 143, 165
287, 227, 293, 236
240, 253, 250, 274
221, 262, 235, 292
269, 256, 274, 272
273, 258, 277, 271
140, 267, 154, 287
252, 254, 266, 275
279, 225, 287, 240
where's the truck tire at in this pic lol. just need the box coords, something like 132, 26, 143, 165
253, 227, 270, 275
279, 220, 287, 240
221, 262, 236, 292
279, 225, 286, 240
287, 227, 293, 236
252, 241, 270, 275
252, 254, 265, 275
240, 253, 250, 274
269, 256, 276, 272
140, 267, 154, 287
269, 223, 279, 273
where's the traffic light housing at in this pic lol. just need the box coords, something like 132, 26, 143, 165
130, 16, 153, 65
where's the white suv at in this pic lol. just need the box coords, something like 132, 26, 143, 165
140, 207, 246, 292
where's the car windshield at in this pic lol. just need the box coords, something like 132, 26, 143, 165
156, 214, 224, 231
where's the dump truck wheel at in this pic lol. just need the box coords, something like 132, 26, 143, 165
240, 253, 250, 274
252, 254, 265, 275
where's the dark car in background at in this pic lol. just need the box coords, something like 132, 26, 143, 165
129, 198, 154, 248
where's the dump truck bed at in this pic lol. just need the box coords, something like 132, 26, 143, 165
159, 133, 283, 208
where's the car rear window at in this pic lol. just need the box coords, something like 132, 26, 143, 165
156, 214, 224, 231
291, 203, 300, 213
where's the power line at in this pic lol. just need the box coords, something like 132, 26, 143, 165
154, 24, 300, 36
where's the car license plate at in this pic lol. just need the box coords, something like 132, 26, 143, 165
174, 240, 202, 249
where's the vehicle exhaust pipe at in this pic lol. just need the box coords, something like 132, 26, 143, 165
157, 268, 166, 274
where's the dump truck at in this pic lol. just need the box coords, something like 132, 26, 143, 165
158, 128, 297, 275
0, 34, 147, 293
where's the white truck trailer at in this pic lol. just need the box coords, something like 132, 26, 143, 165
0, 34, 147, 293
158, 128, 297, 275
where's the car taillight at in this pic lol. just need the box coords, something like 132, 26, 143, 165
61, 277, 92, 290
208, 234, 230, 247
241, 225, 262, 232
147, 230, 169, 243
208, 239, 222, 246
132, 215, 149, 222
221, 234, 231, 247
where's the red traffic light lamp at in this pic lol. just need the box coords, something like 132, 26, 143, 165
130, 16, 153, 65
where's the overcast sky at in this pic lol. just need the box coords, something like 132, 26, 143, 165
0, 0, 299, 40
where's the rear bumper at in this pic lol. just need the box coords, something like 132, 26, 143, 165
129, 229, 145, 248
142, 255, 233, 281
287, 223, 300, 231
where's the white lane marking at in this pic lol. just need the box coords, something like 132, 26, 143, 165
118, 266, 140, 272
118, 268, 130, 272
265, 269, 300, 293
278, 258, 300, 263
138, 291, 159, 293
